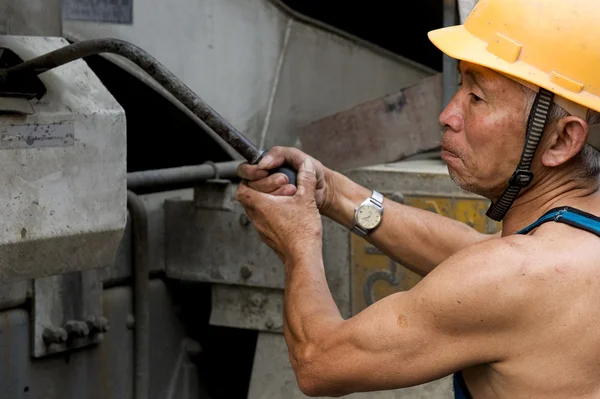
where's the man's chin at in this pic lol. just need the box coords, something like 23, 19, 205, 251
446, 164, 501, 201
447, 168, 485, 196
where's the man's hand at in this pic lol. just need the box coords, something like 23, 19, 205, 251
236, 157, 323, 263
236, 146, 334, 214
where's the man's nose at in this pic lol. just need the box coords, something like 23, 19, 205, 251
439, 94, 464, 133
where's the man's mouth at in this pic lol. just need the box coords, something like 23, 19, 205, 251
440, 146, 459, 159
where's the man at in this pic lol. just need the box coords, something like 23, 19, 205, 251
235, 0, 600, 397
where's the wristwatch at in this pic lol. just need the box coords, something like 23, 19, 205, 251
351, 190, 384, 237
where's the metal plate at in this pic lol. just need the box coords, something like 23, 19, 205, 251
165, 198, 285, 289
63, 0, 133, 24
351, 194, 502, 314
209, 284, 283, 333
32, 269, 105, 358
298, 73, 442, 172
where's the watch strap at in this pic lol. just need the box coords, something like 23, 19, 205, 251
351, 224, 368, 236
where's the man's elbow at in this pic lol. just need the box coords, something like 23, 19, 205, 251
293, 345, 347, 397
296, 369, 346, 398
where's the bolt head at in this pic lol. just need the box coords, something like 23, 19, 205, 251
43, 326, 68, 344
87, 316, 110, 333
65, 320, 90, 338
239, 214, 251, 226
240, 266, 252, 279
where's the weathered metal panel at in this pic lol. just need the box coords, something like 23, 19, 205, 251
0, 280, 201, 399
0, 36, 127, 283
210, 284, 283, 332
299, 73, 442, 172
0, 287, 132, 399
247, 332, 454, 399
264, 20, 435, 149
165, 198, 285, 288
0, 0, 62, 36
168, 183, 352, 325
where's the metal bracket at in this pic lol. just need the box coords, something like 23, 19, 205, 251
193, 178, 236, 211
32, 268, 108, 358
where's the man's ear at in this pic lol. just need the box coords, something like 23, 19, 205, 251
541, 116, 588, 167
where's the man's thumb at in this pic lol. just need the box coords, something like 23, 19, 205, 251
297, 158, 317, 196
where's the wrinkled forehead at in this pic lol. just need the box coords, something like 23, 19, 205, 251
458, 61, 522, 91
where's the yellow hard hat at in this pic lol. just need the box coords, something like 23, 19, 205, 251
428, 0, 600, 114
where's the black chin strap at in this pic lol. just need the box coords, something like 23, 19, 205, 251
486, 88, 555, 221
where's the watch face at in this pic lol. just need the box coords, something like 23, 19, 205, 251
357, 204, 381, 229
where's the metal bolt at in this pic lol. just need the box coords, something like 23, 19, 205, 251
86, 316, 109, 334
64, 320, 89, 338
184, 338, 203, 356
249, 294, 265, 308
125, 314, 135, 330
43, 326, 68, 345
265, 319, 274, 330
239, 213, 251, 226
240, 266, 252, 279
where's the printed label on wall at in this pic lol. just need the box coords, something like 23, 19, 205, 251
0, 121, 75, 149
63, 0, 133, 24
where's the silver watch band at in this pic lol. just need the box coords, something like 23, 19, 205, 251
351, 190, 384, 237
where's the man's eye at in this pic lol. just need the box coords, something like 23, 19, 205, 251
470, 93, 482, 102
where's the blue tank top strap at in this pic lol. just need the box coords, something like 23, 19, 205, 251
453, 371, 473, 399
453, 206, 600, 399
516, 206, 600, 236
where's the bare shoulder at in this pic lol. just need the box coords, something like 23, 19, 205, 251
421, 234, 535, 289
413, 227, 600, 332
410, 235, 550, 336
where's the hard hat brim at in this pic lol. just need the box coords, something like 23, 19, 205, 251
427, 25, 600, 113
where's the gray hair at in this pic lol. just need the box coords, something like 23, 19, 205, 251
522, 87, 600, 180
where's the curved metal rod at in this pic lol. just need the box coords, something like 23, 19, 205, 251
127, 160, 242, 191
0, 38, 263, 164
126, 190, 150, 399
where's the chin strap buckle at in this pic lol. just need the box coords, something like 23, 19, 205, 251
508, 169, 534, 188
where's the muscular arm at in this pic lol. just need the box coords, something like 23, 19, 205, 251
284, 237, 527, 397
323, 169, 498, 276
